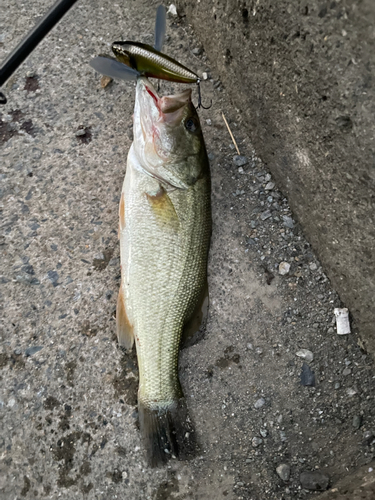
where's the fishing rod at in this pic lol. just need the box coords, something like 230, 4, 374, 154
0, 0, 80, 104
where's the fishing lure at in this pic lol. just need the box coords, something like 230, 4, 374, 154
89, 5, 210, 109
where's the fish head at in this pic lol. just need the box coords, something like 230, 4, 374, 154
133, 77, 208, 189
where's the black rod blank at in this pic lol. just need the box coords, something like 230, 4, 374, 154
0, 0, 80, 103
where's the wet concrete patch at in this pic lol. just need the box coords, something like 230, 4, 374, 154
112, 350, 139, 406
24, 76, 39, 92
80, 320, 97, 337
65, 360, 77, 387
76, 125, 92, 144
92, 248, 114, 271
20, 476, 30, 497
154, 476, 179, 500
51, 431, 91, 488
215, 345, 241, 369
0, 114, 18, 144
43, 396, 61, 410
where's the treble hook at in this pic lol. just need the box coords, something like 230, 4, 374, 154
196, 80, 212, 110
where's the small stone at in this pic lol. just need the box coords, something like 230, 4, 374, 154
167, 4, 177, 15
265, 181, 275, 190
47, 270, 59, 286
25, 346, 43, 357
202, 72, 208, 80
300, 471, 329, 491
260, 210, 272, 221
280, 431, 287, 442
260, 428, 268, 438
296, 349, 314, 362
255, 347, 263, 355
352, 415, 362, 430
282, 216, 294, 229
334, 382, 341, 389
309, 262, 318, 271
238, 167, 244, 173
75, 128, 87, 137
16, 274, 32, 284
192, 47, 203, 56
276, 464, 291, 481
300, 362, 315, 386
206, 119, 212, 126
8, 398, 16, 408
31, 148, 42, 159
254, 398, 265, 409
279, 262, 290, 275
252, 437, 263, 447
363, 430, 374, 444
233, 155, 248, 167
342, 368, 352, 376
347, 387, 357, 397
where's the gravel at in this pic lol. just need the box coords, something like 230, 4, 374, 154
254, 397, 266, 409
233, 155, 248, 167
296, 349, 314, 362
300, 471, 330, 491
276, 464, 291, 481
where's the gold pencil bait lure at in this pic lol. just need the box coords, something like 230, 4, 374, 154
112, 41, 198, 84
89, 5, 211, 109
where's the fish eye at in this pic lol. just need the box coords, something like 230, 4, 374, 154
185, 117, 198, 133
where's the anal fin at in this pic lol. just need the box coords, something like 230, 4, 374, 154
116, 287, 134, 350
181, 280, 209, 349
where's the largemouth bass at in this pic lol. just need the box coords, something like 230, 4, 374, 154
117, 77, 211, 466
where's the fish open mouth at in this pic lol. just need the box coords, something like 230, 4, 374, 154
141, 79, 192, 119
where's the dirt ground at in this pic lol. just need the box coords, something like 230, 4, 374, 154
0, 1, 374, 499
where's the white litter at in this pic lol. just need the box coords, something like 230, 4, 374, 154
168, 4, 177, 16
334, 308, 351, 335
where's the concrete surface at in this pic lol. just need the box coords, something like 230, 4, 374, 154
1, 1, 375, 499
176, 0, 375, 357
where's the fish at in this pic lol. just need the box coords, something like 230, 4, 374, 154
117, 76, 211, 466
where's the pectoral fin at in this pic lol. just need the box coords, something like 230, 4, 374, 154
181, 280, 209, 348
145, 185, 179, 229
116, 287, 134, 350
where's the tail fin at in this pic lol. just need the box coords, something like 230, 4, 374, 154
138, 398, 196, 467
